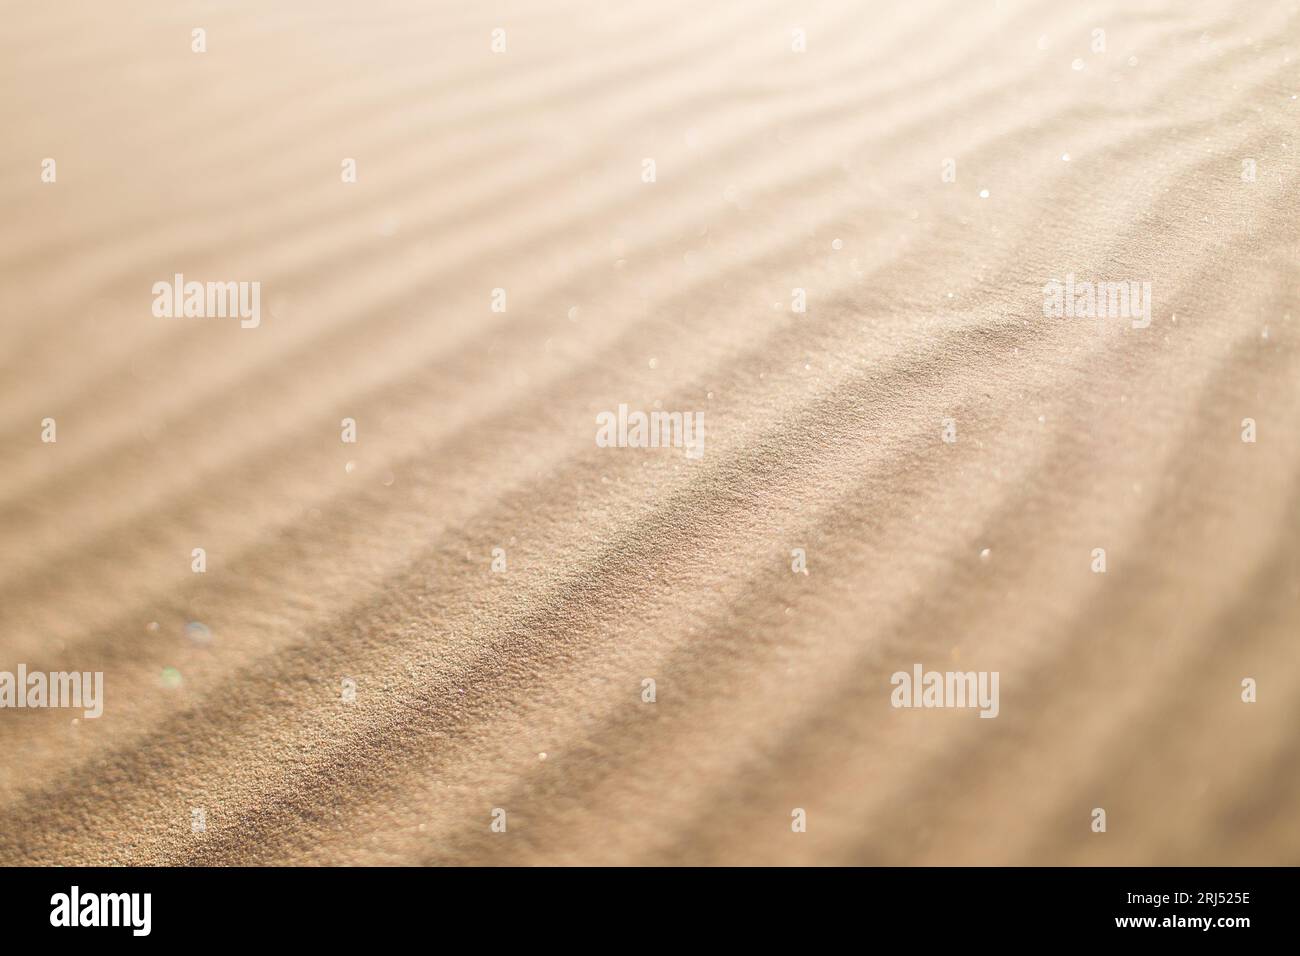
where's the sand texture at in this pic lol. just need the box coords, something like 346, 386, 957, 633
0, 0, 1297, 865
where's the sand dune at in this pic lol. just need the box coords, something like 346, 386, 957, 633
0, 0, 1297, 865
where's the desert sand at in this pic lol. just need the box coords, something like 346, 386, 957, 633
0, 0, 1297, 865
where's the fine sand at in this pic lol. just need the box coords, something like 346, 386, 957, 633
0, 0, 1297, 865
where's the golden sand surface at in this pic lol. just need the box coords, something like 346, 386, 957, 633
0, 0, 1296, 865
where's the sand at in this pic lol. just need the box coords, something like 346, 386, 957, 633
0, 0, 1297, 866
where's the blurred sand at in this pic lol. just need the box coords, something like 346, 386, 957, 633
0, 0, 1297, 865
